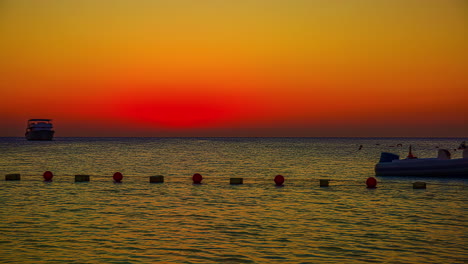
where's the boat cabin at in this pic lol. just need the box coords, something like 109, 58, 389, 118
27, 119, 53, 131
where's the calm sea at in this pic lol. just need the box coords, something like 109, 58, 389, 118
0, 137, 466, 263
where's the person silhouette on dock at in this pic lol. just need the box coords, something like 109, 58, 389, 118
407, 145, 417, 159
458, 141, 466, 150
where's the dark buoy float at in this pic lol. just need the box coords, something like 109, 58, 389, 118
274, 175, 284, 186
413, 182, 427, 189
43, 171, 53, 182
75, 175, 90, 182
5, 174, 20, 181
230, 178, 243, 185
319, 179, 329, 187
149, 175, 164, 183
192, 173, 203, 184
366, 177, 377, 188
113, 172, 123, 183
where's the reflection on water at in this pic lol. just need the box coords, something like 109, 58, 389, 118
0, 137, 467, 263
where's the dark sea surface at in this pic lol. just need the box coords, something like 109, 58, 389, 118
0, 137, 466, 263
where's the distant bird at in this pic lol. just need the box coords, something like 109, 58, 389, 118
358, 145, 363, 150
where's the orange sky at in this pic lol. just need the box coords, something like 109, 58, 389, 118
1, 0, 467, 137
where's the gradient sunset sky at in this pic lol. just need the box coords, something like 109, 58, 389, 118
1, 0, 466, 137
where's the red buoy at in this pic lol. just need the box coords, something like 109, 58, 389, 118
43, 171, 53, 182
192, 173, 203, 184
274, 175, 285, 186
366, 177, 377, 188
113, 172, 123, 183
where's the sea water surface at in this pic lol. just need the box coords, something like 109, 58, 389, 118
0, 137, 466, 263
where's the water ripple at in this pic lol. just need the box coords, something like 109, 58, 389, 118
1, 137, 467, 263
